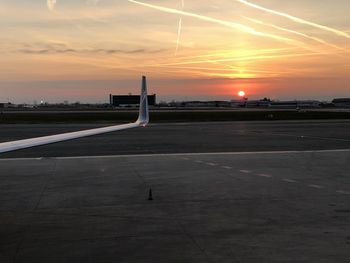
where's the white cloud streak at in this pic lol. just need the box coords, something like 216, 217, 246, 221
127, 0, 294, 43
235, 0, 350, 39
175, 18, 182, 55
175, 0, 185, 56
243, 16, 349, 52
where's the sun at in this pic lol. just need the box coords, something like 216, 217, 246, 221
238, 91, 246, 97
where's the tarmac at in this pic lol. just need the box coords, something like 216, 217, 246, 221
0, 120, 350, 158
1, 120, 350, 262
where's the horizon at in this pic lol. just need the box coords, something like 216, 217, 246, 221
1, 0, 350, 103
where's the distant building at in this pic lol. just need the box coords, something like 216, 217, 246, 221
182, 101, 231, 107
0, 102, 12, 108
230, 100, 246, 108
109, 94, 156, 107
332, 98, 350, 108
270, 100, 320, 109
245, 99, 271, 108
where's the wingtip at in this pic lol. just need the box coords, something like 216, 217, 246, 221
136, 75, 149, 126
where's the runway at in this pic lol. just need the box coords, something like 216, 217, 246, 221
0, 120, 350, 158
1, 121, 350, 262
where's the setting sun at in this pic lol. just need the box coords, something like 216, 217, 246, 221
238, 91, 246, 97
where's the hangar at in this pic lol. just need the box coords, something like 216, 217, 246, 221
109, 94, 156, 107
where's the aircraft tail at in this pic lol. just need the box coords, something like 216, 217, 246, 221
136, 75, 149, 126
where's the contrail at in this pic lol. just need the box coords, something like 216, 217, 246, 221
175, 0, 185, 56
47, 0, 57, 11
171, 47, 297, 61
243, 16, 350, 52
127, 0, 294, 43
148, 52, 323, 67
175, 18, 182, 55
235, 0, 350, 39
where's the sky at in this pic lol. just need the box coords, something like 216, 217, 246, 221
0, 0, 350, 103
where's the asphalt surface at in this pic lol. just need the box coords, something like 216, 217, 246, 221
0, 120, 350, 158
1, 121, 350, 262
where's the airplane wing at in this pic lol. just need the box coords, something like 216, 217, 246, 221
0, 76, 149, 154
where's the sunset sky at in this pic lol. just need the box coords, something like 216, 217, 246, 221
1, 0, 350, 103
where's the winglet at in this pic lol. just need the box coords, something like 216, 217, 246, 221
136, 75, 149, 126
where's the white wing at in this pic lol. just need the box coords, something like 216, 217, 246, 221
0, 76, 149, 154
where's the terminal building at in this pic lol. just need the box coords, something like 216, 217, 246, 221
269, 100, 321, 109
109, 94, 156, 107
0, 102, 12, 108
332, 98, 350, 108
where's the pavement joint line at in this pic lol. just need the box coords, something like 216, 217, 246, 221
336, 190, 350, 195
308, 184, 324, 189
257, 173, 272, 178
239, 170, 252, 174
206, 162, 218, 166
266, 133, 350, 142
282, 179, 297, 183
1, 149, 350, 161
173, 220, 214, 263
152, 120, 350, 126
222, 166, 232, 169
